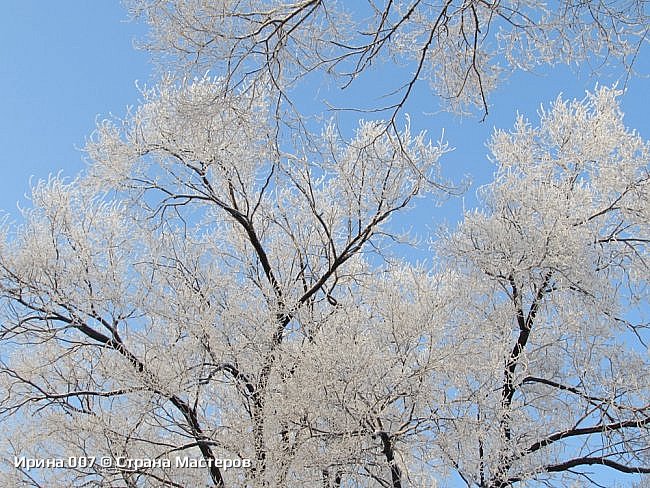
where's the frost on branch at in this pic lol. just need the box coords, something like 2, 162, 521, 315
1, 74, 457, 487
2, 80, 649, 486
85, 77, 451, 301
127, 0, 649, 115
452, 86, 649, 287
86, 76, 272, 190
2, 58, 650, 488
436, 86, 650, 487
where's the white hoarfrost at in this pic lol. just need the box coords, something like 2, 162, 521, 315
1, 80, 648, 487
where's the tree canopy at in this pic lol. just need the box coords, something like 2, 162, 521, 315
1, 2, 648, 487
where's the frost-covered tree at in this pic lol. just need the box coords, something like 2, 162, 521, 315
128, 0, 649, 116
0, 77, 455, 487
434, 86, 649, 487
0, 2, 648, 488
1, 82, 647, 488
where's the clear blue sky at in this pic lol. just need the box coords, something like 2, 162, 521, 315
0, 3, 648, 487
0, 1, 151, 218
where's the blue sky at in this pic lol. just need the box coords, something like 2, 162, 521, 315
0, 2, 150, 217
1, 2, 648, 487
